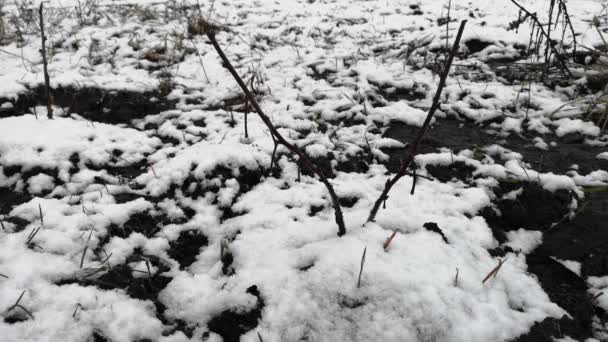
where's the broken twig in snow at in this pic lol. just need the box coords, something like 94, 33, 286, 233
383, 231, 397, 251
482, 258, 508, 284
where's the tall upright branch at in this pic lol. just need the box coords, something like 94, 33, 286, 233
367, 20, 467, 223
39, 2, 52, 119
202, 21, 346, 236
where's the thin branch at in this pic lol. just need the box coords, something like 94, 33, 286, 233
367, 20, 467, 223
203, 21, 347, 236
39, 2, 53, 119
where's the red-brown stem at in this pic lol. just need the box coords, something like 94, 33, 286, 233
367, 20, 467, 223
204, 23, 346, 236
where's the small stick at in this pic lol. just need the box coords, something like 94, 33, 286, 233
38, 203, 44, 226
482, 258, 507, 284
410, 166, 417, 195
0, 273, 8, 279
383, 231, 398, 251
39, 2, 53, 119
357, 246, 367, 288
72, 303, 83, 318
454, 267, 459, 287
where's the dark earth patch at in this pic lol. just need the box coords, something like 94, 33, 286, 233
167, 230, 208, 269
0, 85, 176, 124
383, 119, 608, 175
207, 285, 264, 342
534, 190, 608, 278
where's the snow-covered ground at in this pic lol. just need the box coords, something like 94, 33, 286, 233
1, 0, 607, 341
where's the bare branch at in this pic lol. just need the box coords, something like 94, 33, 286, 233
367, 20, 467, 223
203, 21, 347, 236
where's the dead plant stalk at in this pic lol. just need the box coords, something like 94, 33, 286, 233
202, 20, 347, 236
366, 20, 468, 223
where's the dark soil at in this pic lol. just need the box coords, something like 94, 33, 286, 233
104, 210, 168, 240
385, 116, 607, 340
534, 190, 608, 278
0, 85, 176, 124
0, 187, 32, 216
423, 222, 449, 243
207, 285, 264, 342
514, 252, 595, 341
367, 78, 428, 102
383, 119, 608, 175
425, 161, 475, 183
483, 181, 574, 232
167, 230, 208, 269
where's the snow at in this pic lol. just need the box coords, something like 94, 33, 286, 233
0, 115, 160, 183
553, 258, 582, 277
27, 173, 55, 194
505, 229, 542, 253
0, 0, 606, 341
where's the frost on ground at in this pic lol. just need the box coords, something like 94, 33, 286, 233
1, 0, 608, 341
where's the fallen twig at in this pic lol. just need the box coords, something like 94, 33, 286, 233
383, 231, 397, 251
482, 258, 507, 284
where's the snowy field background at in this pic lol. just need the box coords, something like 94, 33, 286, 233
0, 0, 607, 341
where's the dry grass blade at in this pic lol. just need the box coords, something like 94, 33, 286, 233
592, 292, 604, 303
454, 267, 459, 287
72, 303, 83, 318
79, 229, 93, 269
26, 226, 42, 247
6, 290, 34, 319
383, 231, 397, 251
38, 203, 44, 226
482, 258, 508, 284
357, 246, 367, 288
0, 273, 8, 279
